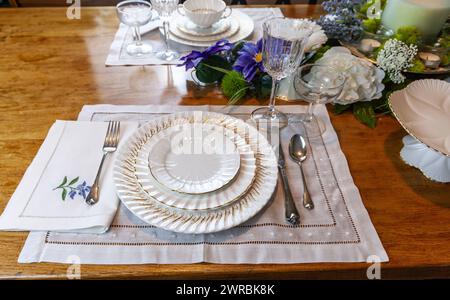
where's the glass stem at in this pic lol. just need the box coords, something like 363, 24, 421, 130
162, 21, 170, 53
305, 102, 314, 122
133, 26, 142, 46
268, 77, 279, 117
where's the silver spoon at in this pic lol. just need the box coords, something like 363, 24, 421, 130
289, 134, 314, 210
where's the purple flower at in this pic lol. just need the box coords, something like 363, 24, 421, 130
317, 0, 363, 42
69, 190, 77, 199
179, 39, 233, 70
76, 181, 90, 199
233, 39, 264, 82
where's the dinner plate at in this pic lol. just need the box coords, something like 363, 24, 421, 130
147, 123, 241, 194
113, 111, 277, 234
168, 10, 254, 47
177, 17, 230, 37
389, 79, 450, 156
135, 123, 257, 210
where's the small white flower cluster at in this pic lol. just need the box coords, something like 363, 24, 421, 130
376, 39, 418, 84
313, 47, 385, 105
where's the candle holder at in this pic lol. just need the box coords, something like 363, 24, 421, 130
418, 44, 446, 70
356, 31, 387, 58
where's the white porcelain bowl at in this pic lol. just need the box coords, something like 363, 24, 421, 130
178, 0, 232, 28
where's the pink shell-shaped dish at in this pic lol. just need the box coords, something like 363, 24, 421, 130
389, 79, 450, 156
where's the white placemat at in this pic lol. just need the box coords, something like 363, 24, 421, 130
105, 8, 283, 66
18, 105, 388, 264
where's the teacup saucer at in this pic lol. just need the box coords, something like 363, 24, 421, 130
177, 17, 230, 37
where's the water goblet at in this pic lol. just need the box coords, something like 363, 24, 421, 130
293, 64, 346, 136
116, 0, 154, 56
151, 0, 180, 61
251, 17, 312, 127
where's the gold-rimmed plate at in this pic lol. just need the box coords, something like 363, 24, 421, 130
113, 111, 278, 234
388, 79, 450, 156
135, 122, 257, 210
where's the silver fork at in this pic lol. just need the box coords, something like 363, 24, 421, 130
86, 121, 120, 206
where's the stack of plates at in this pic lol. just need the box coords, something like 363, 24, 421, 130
113, 111, 278, 233
168, 10, 254, 47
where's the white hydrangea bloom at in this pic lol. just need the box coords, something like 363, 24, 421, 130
293, 19, 328, 52
376, 39, 417, 84
313, 47, 385, 105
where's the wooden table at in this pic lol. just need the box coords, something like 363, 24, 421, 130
0, 5, 449, 280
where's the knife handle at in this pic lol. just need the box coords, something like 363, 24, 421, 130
279, 167, 300, 225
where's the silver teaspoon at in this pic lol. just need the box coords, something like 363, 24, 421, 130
289, 134, 314, 210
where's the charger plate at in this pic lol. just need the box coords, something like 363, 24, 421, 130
113, 111, 277, 234
135, 123, 257, 210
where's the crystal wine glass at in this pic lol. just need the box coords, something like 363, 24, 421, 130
116, 0, 154, 56
294, 64, 346, 136
251, 17, 312, 127
151, 0, 180, 61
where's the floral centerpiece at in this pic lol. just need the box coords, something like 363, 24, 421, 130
178, 0, 449, 128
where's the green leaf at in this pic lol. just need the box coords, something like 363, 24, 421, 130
68, 176, 79, 186
62, 188, 67, 201
333, 103, 352, 114
255, 74, 272, 100
353, 102, 377, 128
310, 45, 331, 63
195, 55, 231, 84
56, 176, 68, 189
221, 71, 248, 103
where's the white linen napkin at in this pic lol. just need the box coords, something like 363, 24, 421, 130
0, 120, 138, 234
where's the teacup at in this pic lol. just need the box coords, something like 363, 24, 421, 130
178, 0, 232, 28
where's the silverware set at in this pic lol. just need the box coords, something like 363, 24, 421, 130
279, 133, 314, 225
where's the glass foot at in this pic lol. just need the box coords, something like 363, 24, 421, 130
126, 42, 153, 56
301, 114, 327, 138
251, 107, 288, 128
156, 49, 180, 61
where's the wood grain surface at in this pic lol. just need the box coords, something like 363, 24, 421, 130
0, 6, 449, 279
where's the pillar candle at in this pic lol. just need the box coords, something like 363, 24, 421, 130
381, 0, 450, 42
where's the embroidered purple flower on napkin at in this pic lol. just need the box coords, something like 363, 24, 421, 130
53, 176, 91, 201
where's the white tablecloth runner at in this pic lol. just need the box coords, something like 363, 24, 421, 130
105, 8, 283, 66
19, 105, 388, 264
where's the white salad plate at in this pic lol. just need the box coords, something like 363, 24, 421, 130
135, 123, 257, 210
389, 79, 450, 182
168, 10, 254, 47
147, 123, 241, 194
113, 111, 278, 234
177, 17, 231, 37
